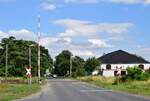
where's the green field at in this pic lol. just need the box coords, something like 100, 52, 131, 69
77, 76, 150, 97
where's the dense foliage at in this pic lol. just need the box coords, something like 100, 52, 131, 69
54, 50, 101, 76
0, 37, 53, 77
0, 37, 101, 77
126, 66, 150, 81
71, 56, 85, 77
54, 50, 72, 76
84, 57, 100, 75
114, 66, 150, 84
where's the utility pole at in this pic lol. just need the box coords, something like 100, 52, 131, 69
53, 59, 55, 69
29, 46, 31, 68
5, 44, 8, 83
28, 46, 31, 84
38, 15, 41, 83
70, 56, 72, 77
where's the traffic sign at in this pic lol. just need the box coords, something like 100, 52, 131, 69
26, 66, 32, 77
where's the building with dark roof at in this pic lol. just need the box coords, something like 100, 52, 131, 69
98, 50, 150, 77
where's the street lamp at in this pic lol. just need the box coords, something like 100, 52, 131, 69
52, 58, 55, 69
5, 44, 8, 83
29, 44, 35, 67
0, 44, 8, 83
0, 46, 3, 84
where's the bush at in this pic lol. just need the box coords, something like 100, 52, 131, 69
140, 72, 150, 81
126, 66, 150, 81
145, 68, 150, 74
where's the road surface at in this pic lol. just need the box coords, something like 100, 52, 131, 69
19, 79, 150, 101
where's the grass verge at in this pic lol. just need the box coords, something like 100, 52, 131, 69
77, 76, 150, 97
0, 77, 44, 101
0, 84, 41, 101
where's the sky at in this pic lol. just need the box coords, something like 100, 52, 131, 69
0, 0, 150, 61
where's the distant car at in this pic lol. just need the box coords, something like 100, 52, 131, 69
92, 70, 99, 76
53, 74, 57, 78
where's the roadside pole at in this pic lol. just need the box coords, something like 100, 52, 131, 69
26, 67, 32, 85
116, 66, 122, 85
70, 56, 73, 77
5, 44, 8, 83
0, 45, 4, 84
29, 46, 32, 85
37, 15, 41, 84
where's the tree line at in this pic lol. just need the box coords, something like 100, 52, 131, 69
53, 50, 100, 77
0, 37, 101, 77
0, 37, 53, 77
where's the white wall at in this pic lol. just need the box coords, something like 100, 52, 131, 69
103, 70, 114, 77
101, 63, 150, 77
101, 63, 150, 70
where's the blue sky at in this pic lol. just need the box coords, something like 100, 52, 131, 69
0, 0, 150, 60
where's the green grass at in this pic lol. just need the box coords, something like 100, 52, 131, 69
0, 77, 44, 101
77, 76, 150, 97
0, 84, 41, 101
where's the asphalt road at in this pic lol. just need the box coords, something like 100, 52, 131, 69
20, 79, 150, 101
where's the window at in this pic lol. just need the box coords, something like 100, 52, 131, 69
121, 71, 126, 76
114, 71, 118, 76
139, 64, 144, 69
106, 64, 111, 70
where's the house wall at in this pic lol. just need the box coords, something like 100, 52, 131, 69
101, 63, 150, 77
103, 70, 114, 77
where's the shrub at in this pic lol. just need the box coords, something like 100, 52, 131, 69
145, 68, 150, 74
140, 72, 150, 81
126, 66, 150, 81
72, 68, 86, 77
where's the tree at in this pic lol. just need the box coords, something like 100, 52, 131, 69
72, 56, 85, 77
84, 57, 100, 75
0, 37, 53, 77
54, 50, 72, 76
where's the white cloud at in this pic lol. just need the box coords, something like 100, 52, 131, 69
0, 31, 8, 39
54, 19, 91, 28
145, 0, 150, 4
65, 0, 99, 4
52, 19, 134, 58
0, 17, 134, 59
88, 39, 112, 48
8, 29, 37, 41
71, 49, 95, 57
40, 37, 71, 46
41, 2, 57, 11
110, 0, 150, 4
110, 0, 142, 4
64, 0, 150, 4
54, 19, 133, 38
40, 37, 59, 46
0, 29, 37, 41
97, 23, 133, 34
135, 47, 150, 61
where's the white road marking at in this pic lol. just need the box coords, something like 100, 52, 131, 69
80, 90, 112, 92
